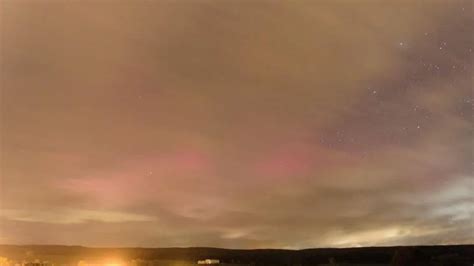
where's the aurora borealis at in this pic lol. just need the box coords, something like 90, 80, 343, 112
0, 0, 472, 248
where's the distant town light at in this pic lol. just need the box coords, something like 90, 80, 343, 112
197, 259, 220, 265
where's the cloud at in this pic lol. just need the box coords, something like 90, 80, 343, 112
0, 0, 472, 248
1, 209, 156, 224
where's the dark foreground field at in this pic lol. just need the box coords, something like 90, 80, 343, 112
0, 244, 472, 266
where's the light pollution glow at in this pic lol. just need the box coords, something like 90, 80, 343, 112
0, 0, 472, 248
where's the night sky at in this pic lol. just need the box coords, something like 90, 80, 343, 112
0, 0, 472, 248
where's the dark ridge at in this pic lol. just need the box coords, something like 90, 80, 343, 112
0, 244, 473, 265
